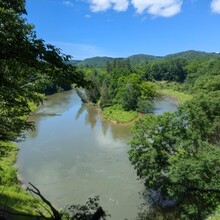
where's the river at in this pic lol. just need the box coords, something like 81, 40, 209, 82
16, 90, 177, 219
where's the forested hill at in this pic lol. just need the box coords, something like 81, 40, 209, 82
165, 50, 220, 59
73, 54, 160, 67
127, 54, 161, 63
77, 56, 123, 67
70, 50, 220, 67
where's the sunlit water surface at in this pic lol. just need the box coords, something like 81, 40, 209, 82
16, 90, 177, 219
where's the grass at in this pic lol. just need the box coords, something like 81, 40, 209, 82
103, 105, 138, 123
0, 141, 49, 219
208, 206, 220, 220
157, 88, 192, 103
155, 81, 192, 103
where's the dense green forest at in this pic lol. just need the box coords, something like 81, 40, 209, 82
76, 51, 220, 219
0, 1, 96, 219
0, 0, 220, 220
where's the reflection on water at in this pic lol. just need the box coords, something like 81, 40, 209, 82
17, 90, 177, 220
153, 95, 178, 115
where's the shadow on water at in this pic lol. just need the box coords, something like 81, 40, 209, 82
30, 91, 178, 142
76, 103, 131, 142
17, 90, 179, 220
134, 190, 181, 220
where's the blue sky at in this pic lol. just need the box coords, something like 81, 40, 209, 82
26, 0, 220, 60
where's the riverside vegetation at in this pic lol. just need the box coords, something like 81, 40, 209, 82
75, 52, 220, 219
0, 0, 220, 219
0, 1, 104, 220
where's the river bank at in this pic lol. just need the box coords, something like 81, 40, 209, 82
157, 88, 192, 103
15, 90, 182, 220
101, 90, 181, 124
2, 89, 210, 220
0, 94, 57, 219
0, 141, 42, 219
102, 105, 139, 124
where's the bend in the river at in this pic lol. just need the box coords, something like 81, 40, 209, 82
16, 90, 178, 220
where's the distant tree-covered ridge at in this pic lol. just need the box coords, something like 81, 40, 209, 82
78, 49, 220, 106
70, 50, 220, 68
125, 54, 220, 219
1, 1, 220, 219
72, 50, 220, 119
77, 48, 220, 219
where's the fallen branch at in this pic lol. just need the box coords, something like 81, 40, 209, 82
27, 182, 61, 220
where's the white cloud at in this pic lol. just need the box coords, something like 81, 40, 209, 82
88, 0, 182, 17
85, 14, 92, 18
211, 0, 220, 13
62, 0, 74, 7
111, 0, 129, 11
131, 0, 183, 17
89, 0, 129, 12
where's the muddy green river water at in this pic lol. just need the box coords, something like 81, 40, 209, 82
17, 90, 177, 219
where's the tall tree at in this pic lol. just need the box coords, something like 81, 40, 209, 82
129, 96, 220, 219
0, 0, 85, 141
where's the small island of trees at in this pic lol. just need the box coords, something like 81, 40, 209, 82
0, 0, 220, 220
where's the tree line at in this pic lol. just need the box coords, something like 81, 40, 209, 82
79, 50, 220, 219
0, 1, 105, 220
0, 0, 86, 142
127, 56, 220, 219
1, 0, 220, 219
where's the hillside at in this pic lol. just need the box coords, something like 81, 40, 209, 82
126, 54, 161, 63
69, 50, 220, 67
77, 56, 122, 67
165, 50, 220, 59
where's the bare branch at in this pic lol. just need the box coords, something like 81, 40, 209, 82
27, 182, 62, 220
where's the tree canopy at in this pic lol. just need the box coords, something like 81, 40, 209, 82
0, 0, 85, 141
129, 86, 220, 219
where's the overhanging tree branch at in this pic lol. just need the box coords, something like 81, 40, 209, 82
27, 182, 61, 220
172, 182, 220, 194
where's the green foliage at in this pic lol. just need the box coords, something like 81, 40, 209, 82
106, 59, 134, 77
0, 0, 85, 141
0, 141, 44, 216
116, 74, 153, 111
179, 92, 220, 144
185, 58, 220, 89
168, 143, 220, 219
165, 50, 220, 60
140, 81, 157, 100
78, 56, 116, 67
110, 73, 156, 112
140, 58, 187, 82
85, 74, 101, 103
208, 206, 220, 220
127, 54, 160, 64
0, 141, 18, 185
74, 50, 220, 68
193, 75, 220, 93
79, 51, 217, 117
0, 141, 107, 219
82, 60, 157, 114
137, 99, 155, 113
100, 80, 112, 108
158, 88, 192, 103
129, 89, 220, 219
103, 105, 138, 123
64, 196, 108, 220
120, 82, 139, 110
